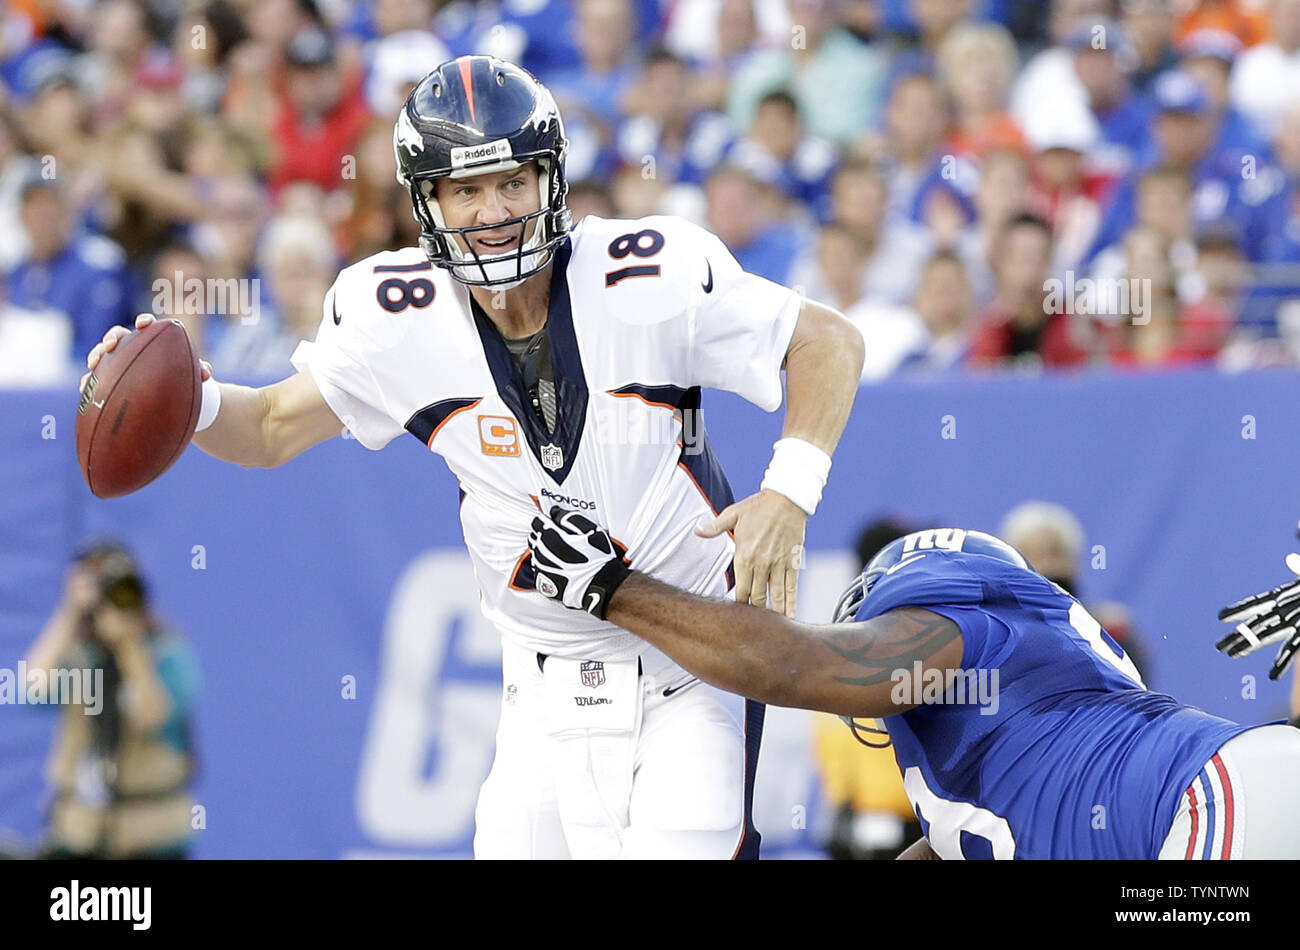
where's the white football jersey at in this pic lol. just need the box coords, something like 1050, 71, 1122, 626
291, 215, 802, 659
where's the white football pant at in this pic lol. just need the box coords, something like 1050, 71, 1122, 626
473, 635, 764, 859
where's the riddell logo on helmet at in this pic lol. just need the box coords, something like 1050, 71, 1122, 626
451, 139, 513, 170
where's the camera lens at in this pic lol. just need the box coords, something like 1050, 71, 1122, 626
96, 554, 146, 610
102, 575, 144, 609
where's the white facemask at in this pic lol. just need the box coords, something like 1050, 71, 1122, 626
423, 161, 556, 289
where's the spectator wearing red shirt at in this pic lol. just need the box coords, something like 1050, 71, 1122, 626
969, 213, 1091, 369
1024, 104, 1116, 275
1107, 225, 1234, 367
269, 27, 370, 196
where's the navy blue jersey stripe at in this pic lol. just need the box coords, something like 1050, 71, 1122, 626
607, 383, 689, 410
734, 699, 765, 859
405, 397, 481, 446
676, 387, 735, 516
373, 261, 434, 273
470, 239, 587, 484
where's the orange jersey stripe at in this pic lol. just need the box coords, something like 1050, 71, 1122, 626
608, 390, 679, 412
427, 398, 483, 449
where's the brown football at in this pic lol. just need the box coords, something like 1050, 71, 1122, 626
76, 319, 202, 498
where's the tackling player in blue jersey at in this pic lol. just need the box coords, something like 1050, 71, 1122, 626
525, 511, 1300, 859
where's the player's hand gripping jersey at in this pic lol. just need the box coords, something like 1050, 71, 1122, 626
853, 536, 1255, 859
292, 215, 801, 659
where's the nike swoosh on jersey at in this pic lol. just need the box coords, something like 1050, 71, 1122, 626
701, 259, 713, 293
886, 553, 927, 575
663, 677, 699, 697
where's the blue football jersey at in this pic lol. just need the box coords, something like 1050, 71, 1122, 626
857, 547, 1254, 859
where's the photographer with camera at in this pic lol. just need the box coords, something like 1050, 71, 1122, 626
23, 540, 200, 859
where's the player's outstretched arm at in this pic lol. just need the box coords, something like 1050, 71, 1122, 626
193, 371, 343, 469
527, 505, 964, 717
84, 314, 343, 469
606, 571, 963, 719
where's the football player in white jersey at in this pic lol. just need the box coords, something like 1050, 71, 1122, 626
82, 56, 866, 858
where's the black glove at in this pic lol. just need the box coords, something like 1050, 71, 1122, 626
1217, 551, 1300, 681
527, 506, 630, 620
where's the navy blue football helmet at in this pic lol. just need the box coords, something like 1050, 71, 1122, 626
833, 528, 1028, 627
832, 528, 1029, 748
393, 56, 572, 288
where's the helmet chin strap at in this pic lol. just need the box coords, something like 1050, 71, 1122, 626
842, 716, 892, 748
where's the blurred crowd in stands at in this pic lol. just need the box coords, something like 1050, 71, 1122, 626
5, 0, 1300, 383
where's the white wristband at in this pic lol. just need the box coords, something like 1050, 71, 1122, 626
759, 437, 832, 516
196, 375, 222, 432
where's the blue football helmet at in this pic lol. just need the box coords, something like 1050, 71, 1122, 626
832, 528, 1029, 748
393, 56, 572, 289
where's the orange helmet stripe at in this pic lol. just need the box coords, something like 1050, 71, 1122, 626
457, 56, 477, 124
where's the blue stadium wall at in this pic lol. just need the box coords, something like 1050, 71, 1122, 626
2, 369, 1298, 857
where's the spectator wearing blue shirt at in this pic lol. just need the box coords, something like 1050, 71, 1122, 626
547, 0, 641, 130
6, 177, 131, 364
1088, 70, 1290, 267
1178, 29, 1274, 167
438, 0, 576, 83
880, 0, 975, 95
703, 164, 802, 285
546, 0, 643, 181
1069, 20, 1156, 182
439, 0, 659, 83
1123, 0, 1181, 95
789, 158, 934, 306
1246, 103, 1300, 331
872, 73, 952, 228
615, 48, 736, 188
725, 90, 838, 218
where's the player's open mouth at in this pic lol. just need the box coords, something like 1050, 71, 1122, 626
475, 235, 519, 253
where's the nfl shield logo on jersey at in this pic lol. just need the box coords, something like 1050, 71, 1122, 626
580, 661, 605, 688
541, 443, 564, 471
